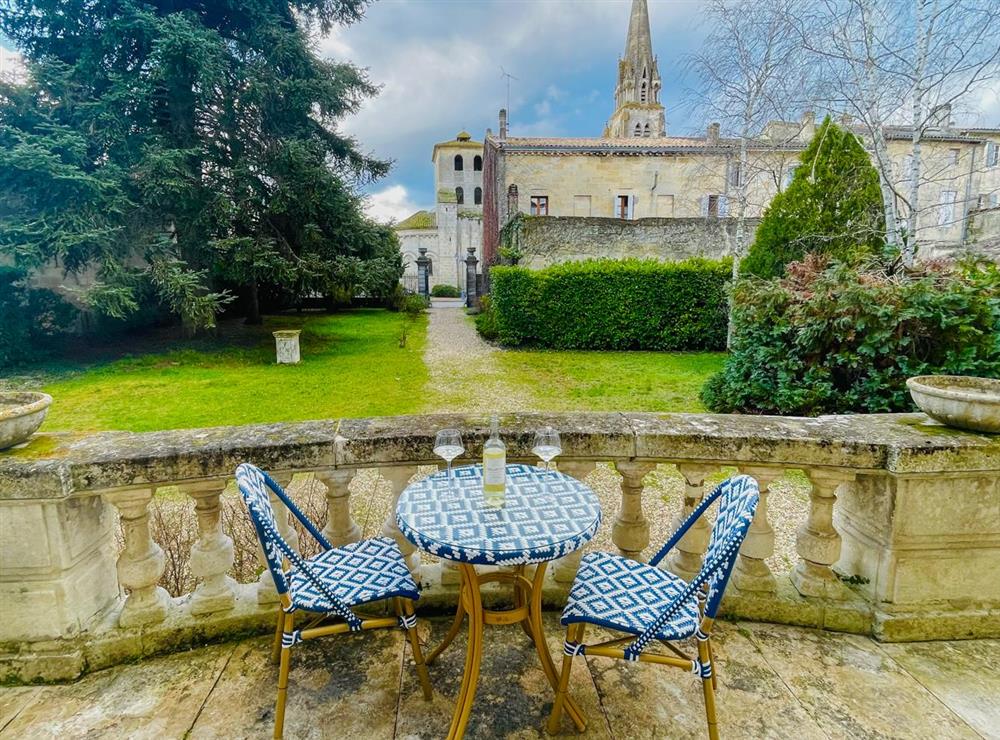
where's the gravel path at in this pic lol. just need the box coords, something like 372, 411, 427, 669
422, 307, 533, 413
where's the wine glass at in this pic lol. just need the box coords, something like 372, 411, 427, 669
434, 428, 464, 483
532, 426, 561, 471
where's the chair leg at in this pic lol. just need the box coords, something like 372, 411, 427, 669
698, 637, 719, 740
271, 607, 285, 665
708, 636, 718, 691
399, 598, 433, 700
274, 611, 295, 740
546, 623, 583, 735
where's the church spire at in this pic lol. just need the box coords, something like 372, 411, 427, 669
604, 0, 667, 138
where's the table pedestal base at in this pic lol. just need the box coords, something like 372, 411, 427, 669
426, 561, 587, 740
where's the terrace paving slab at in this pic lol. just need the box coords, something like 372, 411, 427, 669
1, 617, 996, 740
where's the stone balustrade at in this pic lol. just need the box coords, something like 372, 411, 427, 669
1, 412, 998, 682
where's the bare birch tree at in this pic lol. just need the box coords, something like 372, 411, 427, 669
684, 0, 814, 344
799, 0, 1000, 265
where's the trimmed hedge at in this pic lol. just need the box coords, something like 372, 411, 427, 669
431, 283, 461, 298
487, 258, 731, 350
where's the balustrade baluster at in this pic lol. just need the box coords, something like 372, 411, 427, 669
184, 479, 237, 615
380, 466, 421, 579
732, 466, 780, 593
666, 465, 716, 581
553, 461, 597, 583
792, 469, 852, 599
613, 461, 656, 560
104, 486, 171, 627
316, 469, 361, 548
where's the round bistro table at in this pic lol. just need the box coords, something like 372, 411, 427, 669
396, 463, 601, 739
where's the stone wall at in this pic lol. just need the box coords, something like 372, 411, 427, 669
511, 216, 759, 267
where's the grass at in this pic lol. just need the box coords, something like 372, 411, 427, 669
6, 309, 725, 433
497, 349, 725, 412
29, 310, 428, 433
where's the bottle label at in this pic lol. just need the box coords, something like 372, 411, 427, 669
483, 450, 505, 489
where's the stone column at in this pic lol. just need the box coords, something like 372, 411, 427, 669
104, 487, 170, 628
613, 462, 656, 560
184, 479, 237, 615
553, 461, 597, 583
272, 330, 301, 365
666, 465, 716, 581
416, 247, 430, 297
317, 469, 361, 548
381, 466, 421, 579
732, 466, 780, 593
465, 247, 479, 309
792, 469, 852, 599
256, 473, 300, 605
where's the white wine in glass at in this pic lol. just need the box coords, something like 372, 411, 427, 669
434, 429, 464, 483
532, 427, 561, 470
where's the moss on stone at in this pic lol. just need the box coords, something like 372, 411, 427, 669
395, 210, 436, 230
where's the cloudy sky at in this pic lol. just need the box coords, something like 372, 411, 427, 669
326, 0, 711, 222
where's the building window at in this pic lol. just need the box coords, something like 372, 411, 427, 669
643, 123, 651, 138
782, 165, 797, 190
729, 161, 744, 188
987, 142, 999, 168
474, 187, 482, 205
530, 195, 549, 216
702, 194, 729, 218
634, 123, 642, 138
948, 148, 960, 166
456, 187, 465, 205
507, 184, 519, 213
616, 194, 634, 220
474, 155, 483, 171
640, 81, 648, 103
938, 190, 957, 226
454, 154, 464, 171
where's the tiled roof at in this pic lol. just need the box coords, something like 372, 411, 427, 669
395, 210, 436, 231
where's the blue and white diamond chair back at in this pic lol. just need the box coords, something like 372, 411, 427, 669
235, 463, 432, 739
549, 473, 760, 740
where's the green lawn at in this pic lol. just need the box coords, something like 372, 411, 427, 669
497, 349, 725, 413
35, 310, 429, 432
9, 310, 725, 433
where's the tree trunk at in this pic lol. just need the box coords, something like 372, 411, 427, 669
906, 0, 932, 268
245, 280, 262, 325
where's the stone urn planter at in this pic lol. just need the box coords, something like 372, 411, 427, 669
0, 392, 53, 450
907, 375, 1000, 434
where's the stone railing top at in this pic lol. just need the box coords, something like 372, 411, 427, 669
1, 412, 998, 500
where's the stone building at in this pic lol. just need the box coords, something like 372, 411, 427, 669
396, 131, 484, 293
482, 0, 1000, 268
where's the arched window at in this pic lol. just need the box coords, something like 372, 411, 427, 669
455, 187, 465, 204
634, 122, 643, 137
643, 123, 651, 138
454, 154, 464, 171
640, 81, 648, 103
474, 155, 483, 171
474, 187, 482, 205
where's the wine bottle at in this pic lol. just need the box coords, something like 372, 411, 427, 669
482, 415, 506, 506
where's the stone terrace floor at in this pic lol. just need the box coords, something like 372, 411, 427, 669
2, 617, 998, 740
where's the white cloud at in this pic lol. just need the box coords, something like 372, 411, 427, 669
364, 184, 426, 224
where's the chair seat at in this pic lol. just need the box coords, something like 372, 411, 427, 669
288, 537, 419, 613
561, 551, 701, 641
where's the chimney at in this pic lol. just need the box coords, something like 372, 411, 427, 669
707, 122, 720, 145
800, 110, 816, 142
931, 103, 953, 129
499, 109, 508, 139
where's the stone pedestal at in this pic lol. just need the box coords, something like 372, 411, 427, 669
272, 330, 301, 365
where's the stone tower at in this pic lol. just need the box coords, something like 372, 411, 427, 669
604, 0, 666, 138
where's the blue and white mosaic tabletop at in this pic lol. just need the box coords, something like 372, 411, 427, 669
396, 464, 602, 566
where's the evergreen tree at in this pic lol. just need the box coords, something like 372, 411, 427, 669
0, 0, 398, 328
741, 117, 885, 279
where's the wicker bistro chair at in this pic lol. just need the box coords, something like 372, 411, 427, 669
235, 463, 433, 739
547, 474, 760, 740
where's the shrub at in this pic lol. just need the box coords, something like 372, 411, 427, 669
431, 283, 461, 298
0, 266, 77, 368
741, 117, 885, 279
488, 258, 731, 350
701, 254, 1000, 415
401, 293, 428, 315
474, 295, 499, 341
